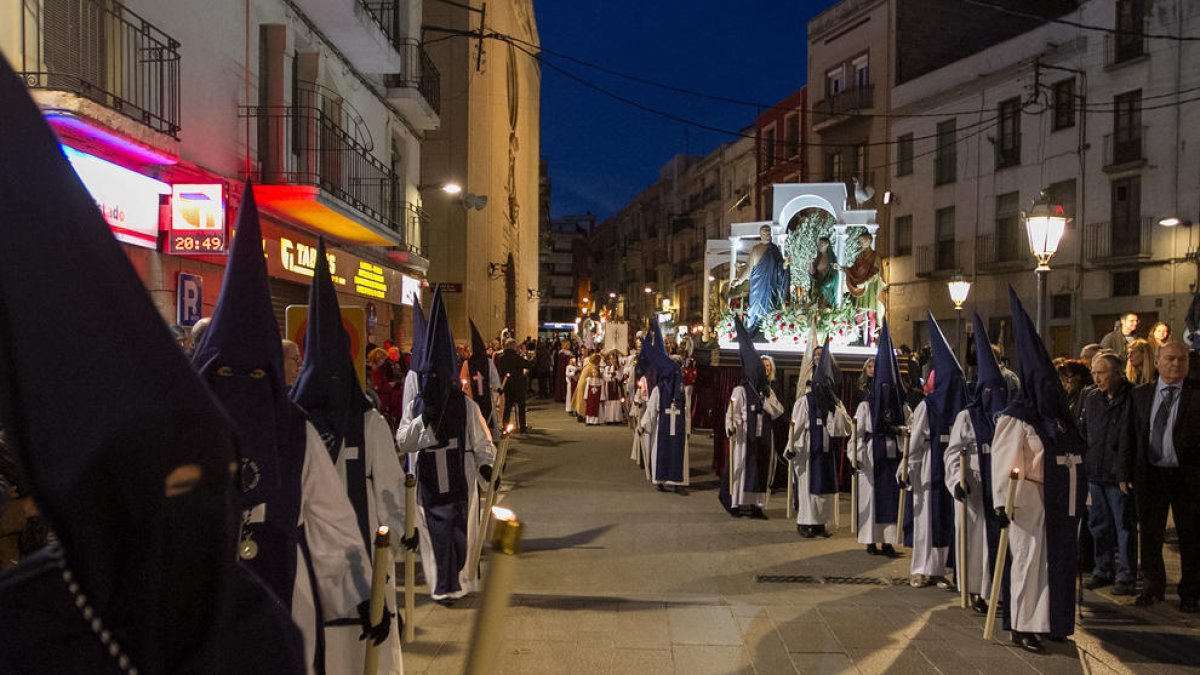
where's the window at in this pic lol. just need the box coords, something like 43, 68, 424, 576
935, 120, 956, 184
784, 114, 799, 158
935, 206, 956, 270
826, 66, 845, 98
996, 98, 1021, 169
1114, 0, 1145, 63
852, 55, 869, 89
894, 215, 912, 256
1052, 294, 1072, 320
1110, 176, 1142, 257
763, 126, 777, 169
1053, 79, 1076, 130
1112, 270, 1140, 297
1047, 179, 1077, 221
824, 150, 843, 182
995, 192, 1021, 261
1111, 90, 1142, 164
896, 134, 913, 176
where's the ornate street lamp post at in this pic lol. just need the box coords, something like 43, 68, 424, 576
947, 273, 972, 357
1024, 193, 1068, 339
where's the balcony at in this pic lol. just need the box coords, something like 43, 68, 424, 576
916, 241, 963, 278
17, 0, 181, 140
290, 0, 404, 73
812, 84, 874, 131
976, 233, 1028, 271
1105, 21, 1147, 68
240, 90, 409, 247
1084, 218, 1153, 265
385, 39, 441, 130
1104, 127, 1147, 171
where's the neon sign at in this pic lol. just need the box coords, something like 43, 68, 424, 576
61, 146, 169, 249
280, 237, 345, 285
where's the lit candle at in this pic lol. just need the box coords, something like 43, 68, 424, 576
984, 468, 1020, 641
364, 525, 391, 675
463, 507, 523, 675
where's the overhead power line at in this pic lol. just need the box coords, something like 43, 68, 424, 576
961, 0, 1200, 42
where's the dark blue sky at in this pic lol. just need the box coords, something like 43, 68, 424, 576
535, 1, 839, 222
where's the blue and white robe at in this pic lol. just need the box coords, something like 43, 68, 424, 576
788, 395, 851, 526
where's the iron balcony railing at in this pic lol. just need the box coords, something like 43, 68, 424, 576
1104, 126, 1147, 167
240, 98, 402, 235
384, 39, 441, 116
916, 241, 964, 278
1085, 217, 1153, 262
976, 232, 1028, 270
18, 0, 181, 137
398, 201, 428, 257
812, 84, 874, 126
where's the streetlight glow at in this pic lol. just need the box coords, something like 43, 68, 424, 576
1024, 196, 1067, 271
947, 274, 972, 309
441, 182, 463, 195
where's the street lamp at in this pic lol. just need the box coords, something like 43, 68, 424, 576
1024, 192, 1068, 338
947, 273, 972, 357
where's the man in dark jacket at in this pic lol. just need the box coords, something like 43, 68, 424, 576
534, 341, 553, 398
1080, 353, 1136, 595
1122, 342, 1200, 612
496, 339, 535, 432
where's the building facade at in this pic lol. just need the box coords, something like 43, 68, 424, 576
421, 0, 541, 342
755, 88, 808, 221
540, 213, 593, 327
2, 0, 438, 346
885, 0, 1200, 356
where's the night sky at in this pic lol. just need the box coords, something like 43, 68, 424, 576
535, 1, 840, 222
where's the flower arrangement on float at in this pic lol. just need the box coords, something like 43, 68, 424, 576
715, 297, 862, 349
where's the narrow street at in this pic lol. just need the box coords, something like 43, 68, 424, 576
402, 403, 1200, 674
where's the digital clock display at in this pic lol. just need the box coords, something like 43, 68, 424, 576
170, 232, 226, 254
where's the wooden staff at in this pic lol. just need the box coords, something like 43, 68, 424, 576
403, 474, 416, 644
464, 507, 524, 675
894, 426, 911, 548
984, 468, 1020, 641
469, 424, 515, 576
364, 526, 391, 675
958, 449, 969, 609
849, 417, 859, 535
785, 421, 796, 521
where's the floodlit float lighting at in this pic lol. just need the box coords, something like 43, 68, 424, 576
661, 299, 671, 312
947, 274, 972, 310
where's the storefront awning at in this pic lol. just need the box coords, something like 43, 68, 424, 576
252, 185, 402, 247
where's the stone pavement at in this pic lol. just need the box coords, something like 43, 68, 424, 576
399, 401, 1200, 674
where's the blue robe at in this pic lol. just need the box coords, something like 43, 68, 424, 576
745, 243, 789, 336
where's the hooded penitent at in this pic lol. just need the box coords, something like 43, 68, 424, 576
967, 313, 1008, 607
290, 238, 373, 549
732, 316, 773, 492
191, 182, 310, 611
410, 295, 428, 375
867, 319, 905, 524
924, 312, 968, 548
806, 337, 841, 495
1002, 286, 1085, 637
415, 287, 469, 506
0, 59, 302, 674
467, 320, 494, 421
641, 323, 687, 483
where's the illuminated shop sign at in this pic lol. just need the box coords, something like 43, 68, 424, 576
353, 261, 388, 299
267, 234, 411, 304
61, 146, 170, 249
169, 184, 227, 254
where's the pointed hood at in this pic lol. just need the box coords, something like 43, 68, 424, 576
635, 318, 668, 387
1003, 287, 1084, 452
191, 182, 287, 508
0, 60, 290, 671
467, 319, 495, 412
418, 286, 460, 414
410, 295, 427, 373
970, 312, 1010, 420
290, 238, 371, 457
796, 324, 819, 396
926, 312, 969, 434
811, 336, 839, 412
734, 316, 769, 397
869, 319, 907, 434
468, 320, 490, 381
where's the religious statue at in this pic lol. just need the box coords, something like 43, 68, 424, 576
843, 232, 884, 338
730, 225, 790, 338
809, 236, 839, 309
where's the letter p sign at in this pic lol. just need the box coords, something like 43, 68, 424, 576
177, 272, 203, 327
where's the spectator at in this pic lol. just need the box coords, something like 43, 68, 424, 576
1055, 358, 1092, 419
1149, 322, 1172, 356
1080, 353, 1136, 595
1122, 342, 1199, 612
534, 340, 553, 398
1080, 343, 1103, 364
496, 339, 535, 432
856, 357, 875, 402
1101, 313, 1139, 364
1126, 338, 1155, 386
281, 339, 302, 387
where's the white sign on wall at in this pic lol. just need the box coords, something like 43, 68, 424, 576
61, 146, 170, 249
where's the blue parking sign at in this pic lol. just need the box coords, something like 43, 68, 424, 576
177, 272, 203, 327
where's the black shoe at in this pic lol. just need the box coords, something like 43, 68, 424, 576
435, 598, 457, 607
1046, 635, 1067, 643
1011, 632, 1045, 654
1181, 599, 1199, 614
656, 484, 667, 492
674, 486, 689, 496
797, 525, 814, 538
1112, 581, 1135, 596
1135, 591, 1164, 607
970, 595, 988, 615
814, 525, 831, 538
749, 506, 769, 520
866, 544, 879, 556
881, 544, 901, 558
1083, 576, 1113, 591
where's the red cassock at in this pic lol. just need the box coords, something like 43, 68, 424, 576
585, 379, 603, 418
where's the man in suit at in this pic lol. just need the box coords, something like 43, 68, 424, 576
1122, 341, 1200, 612
496, 339, 535, 432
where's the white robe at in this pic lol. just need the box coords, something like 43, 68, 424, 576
787, 397, 851, 526
945, 409, 992, 597
725, 385, 784, 509
394, 396, 496, 601
565, 364, 578, 414
853, 401, 906, 545
601, 365, 625, 424
285, 422, 374, 675
903, 401, 950, 577
629, 376, 649, 462
323, 411, 406, 675
640, 387, 690, 486
992, 416, 1051, 634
